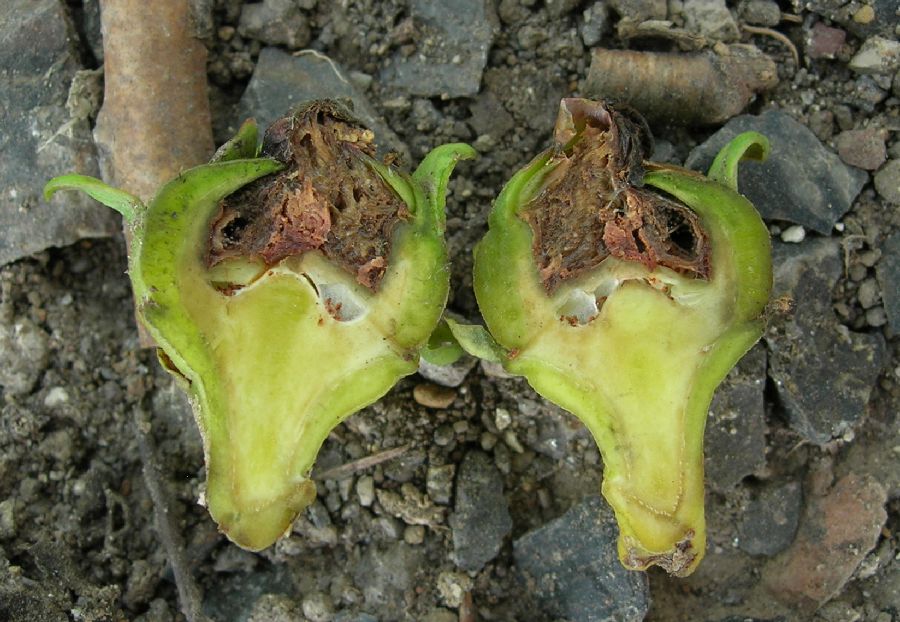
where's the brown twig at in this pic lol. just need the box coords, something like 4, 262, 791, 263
459, 590, 477, 622
95, 0, 215, 346
584, 47, 779, 125
312, 444, 411, 481
135, 403, 210, 622
743, 24, 801, 69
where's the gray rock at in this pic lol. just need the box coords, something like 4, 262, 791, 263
739, 0, 782, 26
383, 447, 427, 483
609, 0, 667, 21
873, 159, 900, 204
426, 464, 456, 505
705, 345, 767, 492
683, 0, 740, 42
301, 592, 334, 622
848, 36, 900, 76
0, 0, 117, 266
848, 75, 888, 113
482, 65, 568, 133
517, 24, 549, 50
418, 356, 477, 388
238, 0, 311, 49
766, 240, 886, 444
379, 0, 495, 98
581, 2, 611, 47
467, 91, 516, 138
686, 111, 868, 234
513, 496, 650, 622
449, 450, 512, 572
203, 565, 294, 622
247, 593, 302, 622
352, 542, 424, 611
737, 481, 802, 556
857, 278, 881, 309
0, 314, 50, 397
238, 48, 406, 157
545, 0, 581, 18
875, 232, 900, 333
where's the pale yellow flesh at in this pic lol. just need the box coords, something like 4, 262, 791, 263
507, 257, 728, 571
181, 252, 415, 549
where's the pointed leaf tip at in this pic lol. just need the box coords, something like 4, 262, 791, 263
44, 174, 144, 222
707, 132, 770, 191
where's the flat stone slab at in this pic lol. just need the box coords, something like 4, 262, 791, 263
513, 496, 649, 622
686, 110, 868, 234
766, 239, 886, 444
764, 474, 887, 610
0, 0, 116, 266
705, 344, 767, 492
737, 480, 802, 556
448, 450, 511, 572
238, 48, 405, 157
379, 0, 495, 98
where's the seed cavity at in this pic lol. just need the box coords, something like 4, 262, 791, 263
522, 99, 710, 294
207, 100, 408, 293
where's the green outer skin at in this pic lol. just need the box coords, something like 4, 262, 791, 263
45, 137, 475, 550
472, 132, 771, 576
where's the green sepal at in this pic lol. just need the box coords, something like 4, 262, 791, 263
705, 131, 770, 191
420, 319, 466, 366
445, 318, 508, 364
44, 174, 144, 222
211, 118, 261, 162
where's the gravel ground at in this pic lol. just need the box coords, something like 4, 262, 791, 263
1, 1, 898, 621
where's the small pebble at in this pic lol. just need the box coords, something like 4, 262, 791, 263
426, 464, 456, 505
414, 383, 457, 409
849, 36, 900, 75
807, 23, 846, 60
852, 5, 874, 24
436, 570, 473, 609
434, 424, 455, 446
859, 250, 881, 267
741, 0, 781, 26
480, 359, 514, 378
503, 429, 525, 453
874, 160, 900, 203
866, 306, 887, 327
494, 407, 512, 431
218, 25, 235, 41
835, 128, 887, 170
404, 525, 426, 544
301, 592, 334, 622
857, 278, 880, 309
356, 475, 375, 507
43, 386, 69, 408
848, 262, 868, 282
781, 225, 806, 243
480, 431, 498, 451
